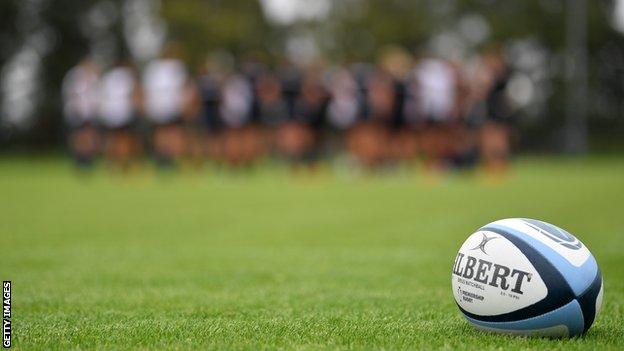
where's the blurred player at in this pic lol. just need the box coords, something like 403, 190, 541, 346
255, 71, 289, 156
62, 58, 101, 169
142, 44, 190, 167
480, 49, 513, 174
219, 72, 258, 167
445, 62, 478, 170
180, 76, 203, 167
279, 68, 327, 165
326, 67, 361, 158
98, 60, 141, 171
377, 47, 415, 163
404, 55, 459, 170
347, 69, 397, 168
196, 56, 227, 164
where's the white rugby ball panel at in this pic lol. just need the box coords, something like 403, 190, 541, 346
452, 231, 548, 316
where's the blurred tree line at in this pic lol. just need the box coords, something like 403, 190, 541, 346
0, 0, 623, 151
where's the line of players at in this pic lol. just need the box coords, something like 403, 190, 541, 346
63, 46, 512, 172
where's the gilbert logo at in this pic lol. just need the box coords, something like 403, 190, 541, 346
453, 234, 532, 295
470, 233, 498, 255
2, 281, 10, 349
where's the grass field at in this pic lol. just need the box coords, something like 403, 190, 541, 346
1, 157, 623, 350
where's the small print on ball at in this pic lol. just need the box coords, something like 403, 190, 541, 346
451, 218, 603, 338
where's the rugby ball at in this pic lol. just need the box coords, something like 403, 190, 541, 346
451, 218, 603, 337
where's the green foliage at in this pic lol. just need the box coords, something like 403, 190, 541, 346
161, 0, 272, 69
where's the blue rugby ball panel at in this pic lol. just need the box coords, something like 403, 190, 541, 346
577, 269, 602, 333
463, 299, 585, 337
